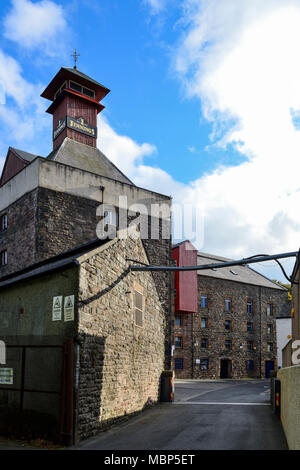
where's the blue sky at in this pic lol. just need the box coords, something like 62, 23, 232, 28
1, 0, 300, 282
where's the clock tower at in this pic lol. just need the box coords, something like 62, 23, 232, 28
41, 67, 110, 150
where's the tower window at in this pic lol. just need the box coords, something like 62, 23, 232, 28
247, 322, 253, 332
224, 320, 231, 330
175, 315, 183, 327
201, 338, 208, 349
0, 250, 7, 266
54, 81, 67, 100
247, 340, 253, 351
201, 318, 208, 328
69, 80, 95, 99
267, 342, 273, 352
246, 360, 254, 371
225, 339, 232, 350
267, 324, 273, 334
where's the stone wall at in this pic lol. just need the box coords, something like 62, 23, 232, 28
0, 189, 37, 277
36, 187, 99, 261
76, 236, 166, 440
278, 365, 300, 449
174, 275, 288, 379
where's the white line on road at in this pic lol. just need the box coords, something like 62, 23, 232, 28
173, 402, 270, 406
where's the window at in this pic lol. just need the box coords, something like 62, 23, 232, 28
247, 340, 253, 351
246, 360, 254, 371
0, 250, 7, 266
1, 214, 7, 231
224, 320, 231, 330
267, 324, 273, 334
69, 80, 95, 99
54, 80, 67, 100
201, 338, 208, 349
175, 315, 183, 327
175, 336, 183, 348
199, 358, 209, 370
267, 342, 273, 352
200, 294, 208, 308
201, 318, 208, 328
134, 288, 143, 327
246, 300, 253, 314
247, 322, 253, 332
174, 358, 184, 370
266, 303, 273, 316
224, 298, 232, 312
225, 339, 232, 350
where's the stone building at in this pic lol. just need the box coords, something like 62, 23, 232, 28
0, 66, 172, 443
172, 241, 290, 380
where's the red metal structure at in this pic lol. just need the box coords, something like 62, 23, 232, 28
172, 240, 198, 313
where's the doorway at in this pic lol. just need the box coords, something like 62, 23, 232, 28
265, 360, 274, 378
220, 359, 232, 378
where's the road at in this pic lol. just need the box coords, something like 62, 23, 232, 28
73, 379, 288, 450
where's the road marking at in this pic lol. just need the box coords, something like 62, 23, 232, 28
173, 402, 269, 406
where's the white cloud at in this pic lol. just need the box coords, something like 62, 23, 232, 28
144, 0, 169, 14
3, 0, 67, 56
0, 48, 49, 161
167, 0, 300, 267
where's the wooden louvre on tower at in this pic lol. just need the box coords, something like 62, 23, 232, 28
41, 67, 110, 150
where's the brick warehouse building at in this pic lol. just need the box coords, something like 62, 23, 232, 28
172, 241, 290, 380
0, 66, 173, 443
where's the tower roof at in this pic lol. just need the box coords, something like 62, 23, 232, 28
41, 67, 110, 102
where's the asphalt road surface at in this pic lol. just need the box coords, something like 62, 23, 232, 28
73, 379, 288, 450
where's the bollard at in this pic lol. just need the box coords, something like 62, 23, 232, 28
160, 370, 174, 402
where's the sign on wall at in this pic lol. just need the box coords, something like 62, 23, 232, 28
0, 368, 13, 385
52, 296, 63, 321
67, 116, 97, 138
64, 295, 75, 322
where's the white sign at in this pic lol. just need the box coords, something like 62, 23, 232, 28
64, 295, 75, 322
195, 359, 200, 364
0, 368, 13, 385
52, 296, 63, 321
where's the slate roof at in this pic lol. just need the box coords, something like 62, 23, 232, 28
62, 67, 110, 92
0, 237, 110, 289
47, 138, 134, 185
197, 252, 285, 290
11, 147, 39, 162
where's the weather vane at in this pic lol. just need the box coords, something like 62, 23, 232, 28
71, 49, 80, 70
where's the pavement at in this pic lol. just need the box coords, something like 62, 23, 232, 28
71, 379, 288, 450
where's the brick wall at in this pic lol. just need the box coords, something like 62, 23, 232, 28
174, 276, 288, 379
76, 237, 166, 440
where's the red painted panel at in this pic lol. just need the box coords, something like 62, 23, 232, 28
172, 241, 198, 313
0, 150, 27, 186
